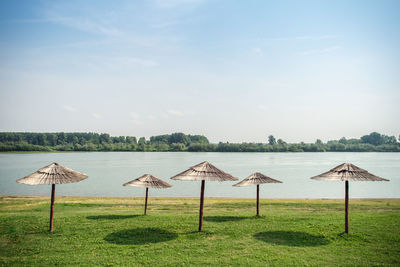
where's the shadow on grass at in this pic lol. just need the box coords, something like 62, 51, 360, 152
338, 232, 348, 238
104, 228, 178, 245
87, 215, 141, 220
204, 216, 248, 222
254, 231, 330, 247
184, 230, 215, 235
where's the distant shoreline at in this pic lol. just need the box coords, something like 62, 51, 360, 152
1, 151, 399, 153
1, 131, 399, 152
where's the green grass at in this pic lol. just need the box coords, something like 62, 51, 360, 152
1, 196, 399, 266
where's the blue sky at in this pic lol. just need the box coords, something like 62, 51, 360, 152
0, 0, 399, 143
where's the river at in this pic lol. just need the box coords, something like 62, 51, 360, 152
0, 152, 399, 198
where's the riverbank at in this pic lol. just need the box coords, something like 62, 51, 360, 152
2, 194, 400, 200
1, 196, 399, 266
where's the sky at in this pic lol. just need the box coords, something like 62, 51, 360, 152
0, 0, 399, 143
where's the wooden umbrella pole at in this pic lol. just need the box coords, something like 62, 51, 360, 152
256, 184, 260, 216
49, 184, 55, 232
199, 180, 205, 232
144, 187, 149, 215
345, 181, 349, 234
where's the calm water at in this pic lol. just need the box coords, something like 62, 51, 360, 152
0, 152, 399, 199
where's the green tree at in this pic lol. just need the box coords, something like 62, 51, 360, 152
126, 136, 137, 145
46, 134, 57, 146
37, 134, 47, 146
382, 135, 397, 144
170, 143, 186, 151
169, 133, 189, 145
361, 132, 383, 145
100, 133, 111, 144
277, 139, 286, 145
268, 135, 276, 145
154, 142, 169, 151
72, 136, 79, 145
188, 135, 209, 144
138, 137, 146, 145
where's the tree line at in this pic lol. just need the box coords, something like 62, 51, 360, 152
0, 131, 399, 152
0, 132, 209, 152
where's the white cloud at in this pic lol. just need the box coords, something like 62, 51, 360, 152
269, 35, 343, 41
92, 113, 102, 119
301, 46, 342, 56
258, 104, 267, 111
167, 109, 184, 116
261, 81, 288, 88
44, 15, 123, 37
153, 0, 205, 8
127, 57, 159, 67
252, 47, 263, 55
152, 20, 180, 29
130, 112, 143, 124
148, 114, 157, 120
87, 55, 159, 68
62, 105, 76, 112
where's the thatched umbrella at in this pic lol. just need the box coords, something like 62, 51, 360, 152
16, 162, 88, 232
171, 161, 238, 232
311, 163, 389, 233
123, 174, 172, 215
233, 172, 282, 216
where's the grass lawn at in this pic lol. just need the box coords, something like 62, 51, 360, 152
1, 196, 399, 266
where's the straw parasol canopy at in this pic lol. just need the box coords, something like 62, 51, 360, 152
311, 163, 389, 234
310, 163, 388, 182
17, 163, 88, 185
171, 161, 238, 232
233, 172, 282, 216
123, 174, 172, 188
123, 174, 172, 215
233, 172, 282, 187
171, 161, 238, 182
16, 162, 88, 232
